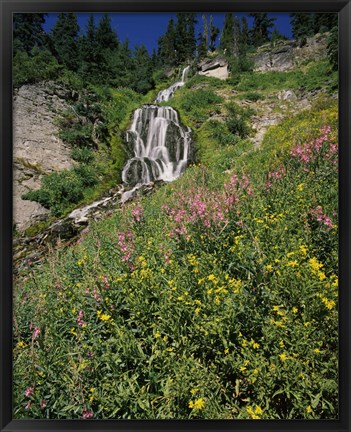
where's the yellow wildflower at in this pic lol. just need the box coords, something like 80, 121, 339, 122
297, 183, 304, 191
306, 405, 313, 413
299, 245, 308, 255
189, 398, 205, 410
99, 313, 111, 321
279, 353, 288, 361
16, 341, 26, 348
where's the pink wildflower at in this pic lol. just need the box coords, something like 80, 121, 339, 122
33, 327, 41, 338
131, 206, 143, 223
77, 310, 86, 327
24, 387, 34, 397
82, 408, 94, 419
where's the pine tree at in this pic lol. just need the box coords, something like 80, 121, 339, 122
133, 45, 154, 93
240, 16, 249, 51
290, 13, 314, 40
220, 13, 234, 55
78, 15, 101, 82
209, 16, 220, 52
51, 13, 80, 71
271, 27, 288, 44
175, 13, 188, 63
184, 13, 197, 60
107, 39, 135, 88
313, 13, 338, 34
96, 14, 119, 51
158, 18, 177, 67
13, 13, 46, 54
249, 13, 276, 46
202, 15, 209, 53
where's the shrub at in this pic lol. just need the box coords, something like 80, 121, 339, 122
59, 123, 94, 148
13, 47, 62, 87
225, 102, 253, 138
170, 89, 223, 125
239, 92, 264, 102
206, 120, 240, 146
70, 147, 95, 164
22, 165, 98, 216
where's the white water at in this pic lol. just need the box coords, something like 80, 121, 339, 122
155, 65, 191, 103
121, 66, 192, 201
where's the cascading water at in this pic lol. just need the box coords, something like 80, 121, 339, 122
155, 65, 190, 103
121, 66, 192, 202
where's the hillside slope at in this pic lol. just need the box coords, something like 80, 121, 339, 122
13, 34, 338, 420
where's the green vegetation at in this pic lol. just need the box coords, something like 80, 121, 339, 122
13, 11, 339, 421
233, 61, 337, 94
14, 100, 338, 419
22, 85, 143, 217
167, 87, 223, 124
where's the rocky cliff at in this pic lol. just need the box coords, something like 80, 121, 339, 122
252, 33, 329, 72
13, 82, 76, 231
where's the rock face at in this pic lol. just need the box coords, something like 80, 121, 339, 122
198, 56, 229, 80
253, 33, 329, 72
13, 82, 75, 231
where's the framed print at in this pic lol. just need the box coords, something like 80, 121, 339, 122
1, 0, 350, 431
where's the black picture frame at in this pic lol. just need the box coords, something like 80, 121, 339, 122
1, 1, 350, 431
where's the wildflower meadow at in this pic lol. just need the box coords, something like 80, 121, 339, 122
13, 98, 338, 419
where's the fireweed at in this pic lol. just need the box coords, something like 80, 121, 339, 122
13, 112, 338, 420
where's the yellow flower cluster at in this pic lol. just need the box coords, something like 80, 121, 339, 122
97, 310, 112, 321
189, 397, 205, 410
319, 295, 336, 310
246, 405, 263, 419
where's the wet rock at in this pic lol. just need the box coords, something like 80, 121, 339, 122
50, 220, 78, 240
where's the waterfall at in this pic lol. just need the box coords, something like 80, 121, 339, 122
121, 66, 192, 202
155, 65, 191, 103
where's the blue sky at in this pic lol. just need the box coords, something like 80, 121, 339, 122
43, 13, 293, 54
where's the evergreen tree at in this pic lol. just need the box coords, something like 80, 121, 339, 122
209, 16, 220, 52
249, 13, 276, 46
197, 31, 207, 59
271, 27, 288, 43
78, 15, 101, 82
158, 18, 177, 67
96, 14, 119, 51
108, 39, 135, 88
313, 13, 338, 34
13, 13, 46, 54
51, 13, 80, 71
184, 13, 197, 60
290, 13, 314, 40
202, 15, 209, 53
175, 13, 188, 63
240, 16, 249, 51
133, 45, 154, 93
220, 13, 234, 55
